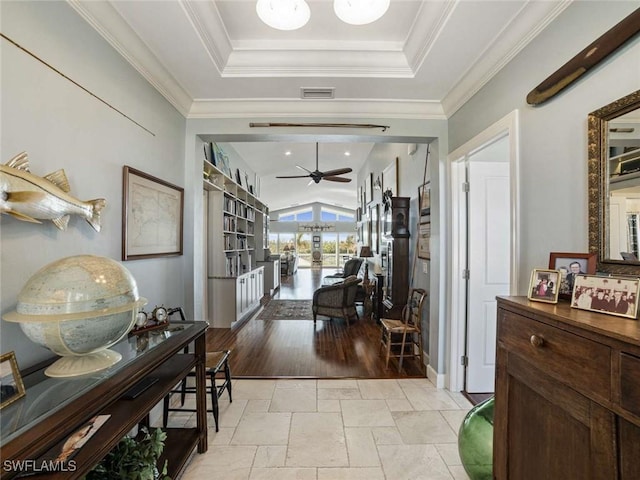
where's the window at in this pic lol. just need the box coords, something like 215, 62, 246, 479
279, 208, 313, 222
320, 207, 354, 222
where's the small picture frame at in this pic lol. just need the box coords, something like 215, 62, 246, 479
418, 223, 430, 259
528, 269, 561, 304
314, 242, 320, 249
0, 351, 25, 409
571, 274, 639, 319
419, 181, 431, 220
313, 235, 320, 242
548, 252, 597, 299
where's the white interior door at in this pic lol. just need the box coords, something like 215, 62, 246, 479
466, 143, 511, 393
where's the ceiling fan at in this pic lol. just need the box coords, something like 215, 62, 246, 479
276, 143, 352, 184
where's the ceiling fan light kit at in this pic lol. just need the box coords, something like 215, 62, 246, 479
256, 0, 389, 30
256, 0, 310, 31
276, 143, 353, 184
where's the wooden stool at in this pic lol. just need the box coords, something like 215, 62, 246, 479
163, 349, 232, 432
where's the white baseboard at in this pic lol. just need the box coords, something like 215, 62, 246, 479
427, 365, 446, 389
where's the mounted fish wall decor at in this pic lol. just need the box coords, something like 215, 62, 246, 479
0, 152, 106, 232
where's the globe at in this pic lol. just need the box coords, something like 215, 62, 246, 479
3, 255, 147, 377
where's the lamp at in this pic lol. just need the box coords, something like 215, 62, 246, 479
359, 245, 374, 285
333, 0, 390, 25
256, 0, 310, 31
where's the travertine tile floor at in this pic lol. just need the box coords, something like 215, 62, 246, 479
168, 378, 473, 480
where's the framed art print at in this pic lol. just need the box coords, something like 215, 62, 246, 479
571, 274, 639, 319
548, 252, 596, 299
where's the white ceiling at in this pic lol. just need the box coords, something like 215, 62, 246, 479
69, 0, 571, 210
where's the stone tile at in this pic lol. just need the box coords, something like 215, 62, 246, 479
231, 412, 291, 445
378, 444, 454, 480
269, 386, 317, 412
448, 465, 472, 480
341, 400, 395, 427
318, 399, 341, 412
218, 399, 248, 428
357, 379, 406, 399
318, 467, 385, 479
386, 398, 414, 411
345, 427, 380, 467
210, 427, 235, 445
436, 443, 462, 466
276, 379, 317, 389
372, 426, 403, 445
440, 410, 468, 436
392, 411, 458, 444
317, 388, 361, 400
182, 445, 256, 479
246, 399, 271, 413
403, 387, 463, 411
447, 391, 474, 410
249, 468, 317, 479
232, 380, 276, 400
397, 378, 436, 390
254, 446, 287, 467
286, 412, 349, 467
165, 411, 194, 428
318, 379, 358, 389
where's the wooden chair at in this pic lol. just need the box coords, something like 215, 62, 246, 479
162, 308, 232, 432
380, 288, 427, 372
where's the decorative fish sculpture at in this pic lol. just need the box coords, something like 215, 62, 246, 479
0, 152, 106, 232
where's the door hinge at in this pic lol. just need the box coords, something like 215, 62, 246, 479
462, 181, 470, 192
462, 269, 470, 280
461, 355, 468, 366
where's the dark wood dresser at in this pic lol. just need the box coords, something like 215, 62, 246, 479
495, 296, 640, 479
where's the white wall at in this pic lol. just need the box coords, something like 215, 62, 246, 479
449, 1, 640, 292
0, 1, 187, 368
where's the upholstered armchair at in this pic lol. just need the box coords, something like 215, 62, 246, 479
312, 275, 362, 325
324, 258, 363, 280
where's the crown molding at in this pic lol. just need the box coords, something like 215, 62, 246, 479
66, 0, 193, 116
188, 98, 445, 120
441, 0, 573, 117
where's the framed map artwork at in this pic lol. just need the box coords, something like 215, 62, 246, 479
122, 166, 184, 260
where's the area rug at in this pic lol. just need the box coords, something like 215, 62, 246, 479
256, 300, 313, 320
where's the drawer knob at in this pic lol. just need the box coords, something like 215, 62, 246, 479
530, 335, 544, 348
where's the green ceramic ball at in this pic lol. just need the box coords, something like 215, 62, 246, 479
458, 396, 494, 480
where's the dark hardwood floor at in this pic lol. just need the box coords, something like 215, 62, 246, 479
206, 268, 425, 378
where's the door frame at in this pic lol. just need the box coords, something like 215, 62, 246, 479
446, 110, 520, 392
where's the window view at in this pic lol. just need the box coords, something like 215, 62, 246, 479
297, 233, 312, 267
320, 208, 354, 222
279, 208, 313, 222
322, 233, 338, 267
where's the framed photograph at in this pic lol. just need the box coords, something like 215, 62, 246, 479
382, 157, 399, 197
122, 166, 184, 261
368, 173, 374, 203
418, 223, 431, 260
370, 204, 379, 254
419, 181, 431, 218
528, 269, 561, 303
571, 274, 639, 319
1, 351, 25, 410
548, 252, 597, 299
314, 242, 320, 249
313, 235, 320, 242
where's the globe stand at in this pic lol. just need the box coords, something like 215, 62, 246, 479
45, 349, 123, 378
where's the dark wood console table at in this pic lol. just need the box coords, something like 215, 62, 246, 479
0, 322, 208, 479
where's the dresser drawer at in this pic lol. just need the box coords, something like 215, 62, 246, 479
621, 353, 640, 418
499, 309, 611, 402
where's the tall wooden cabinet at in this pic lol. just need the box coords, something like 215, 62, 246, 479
381, 196, 410, 315
203, 158, 268, 327
495, 297, 640, 479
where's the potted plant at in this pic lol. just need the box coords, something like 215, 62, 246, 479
83, 427, 170, 480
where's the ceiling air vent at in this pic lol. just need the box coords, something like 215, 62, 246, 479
300, 87, 335, 100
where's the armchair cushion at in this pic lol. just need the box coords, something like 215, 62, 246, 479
312, 275, 362, 325
324, 258, 363, 280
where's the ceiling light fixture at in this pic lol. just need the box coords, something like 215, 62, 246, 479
256, 0, 310, 31
333, 0, 390, 25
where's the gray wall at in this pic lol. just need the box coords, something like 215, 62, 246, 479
449, 1, 640, 292
0, 1, 187, 368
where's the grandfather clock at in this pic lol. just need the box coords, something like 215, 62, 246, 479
382, 196, 410, 317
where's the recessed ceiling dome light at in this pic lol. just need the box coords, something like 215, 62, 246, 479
344, 151, 351, 156
333, 0, 390, 25
256, 0, 311, 31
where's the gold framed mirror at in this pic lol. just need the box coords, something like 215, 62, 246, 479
588, 89, 640, 275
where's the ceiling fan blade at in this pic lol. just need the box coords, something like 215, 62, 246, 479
296, 165, 312, 174
321, 167, 353, 177
323, 176, 352, 183
276, 174, 311, 179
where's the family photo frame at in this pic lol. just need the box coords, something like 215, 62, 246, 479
571, 274, 640, 319
528, 269, 561, 304
548, 252, 597, 299
0, 351, 25, 410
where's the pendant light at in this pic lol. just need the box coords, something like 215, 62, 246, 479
333, 0, 390, 25
256, 0, 311, 31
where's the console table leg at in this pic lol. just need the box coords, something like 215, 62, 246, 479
195, 333, 208, 453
